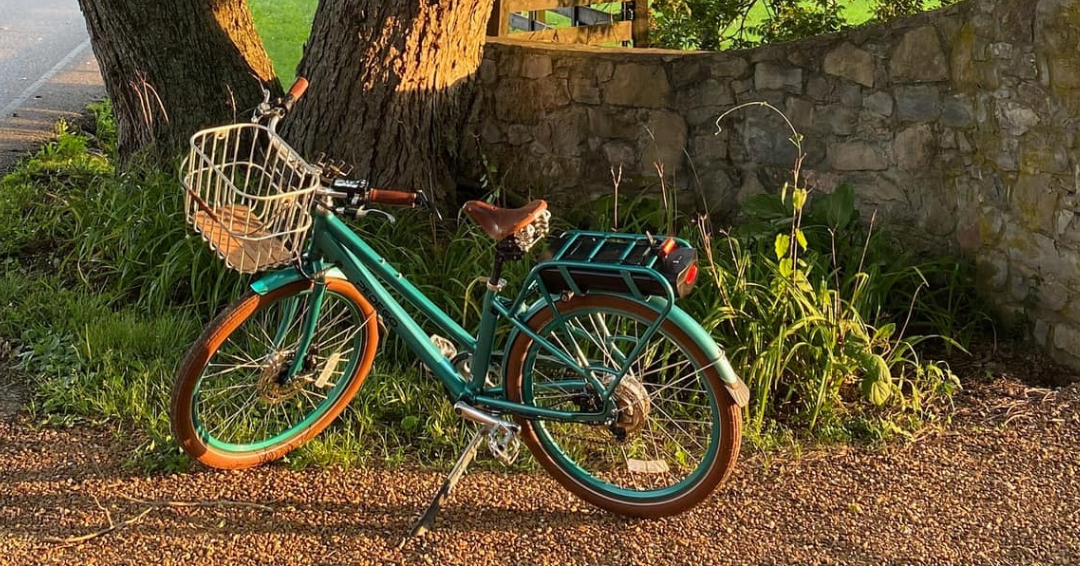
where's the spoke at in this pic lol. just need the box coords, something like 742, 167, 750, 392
640, 360, 720, 400
649, 403, 709, 453
200, 362, 262, 380
208, 390, 258, 438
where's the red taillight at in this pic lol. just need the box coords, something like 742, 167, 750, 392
684, 263, 698, 285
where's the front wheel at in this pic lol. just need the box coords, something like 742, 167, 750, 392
171, 278, 378, 469
504, 295, 741, 518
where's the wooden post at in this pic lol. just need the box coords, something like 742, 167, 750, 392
487, 0, 510, 36
631, 0, 648, 47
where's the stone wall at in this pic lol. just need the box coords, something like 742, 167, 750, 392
469, 0, 1080, 367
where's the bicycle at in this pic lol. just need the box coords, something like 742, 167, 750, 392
170, 78, 750, 532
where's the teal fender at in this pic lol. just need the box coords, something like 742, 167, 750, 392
506, 294, 750, 407
249, 267, 348, 295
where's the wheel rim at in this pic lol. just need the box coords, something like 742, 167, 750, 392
523, 305, 721, 501
192, 289, 369, 453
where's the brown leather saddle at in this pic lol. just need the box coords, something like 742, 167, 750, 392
462, 200, 548, 241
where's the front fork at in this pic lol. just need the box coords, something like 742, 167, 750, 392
276, 279, 328, 384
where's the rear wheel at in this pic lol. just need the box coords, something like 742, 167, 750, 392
504, 295, 741, 518
171, 278, 378, 469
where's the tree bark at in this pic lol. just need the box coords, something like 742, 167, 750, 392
285, 0, 495, 199
77, 0, 277, 162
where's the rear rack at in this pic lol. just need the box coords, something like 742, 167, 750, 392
517, 230, 695, 308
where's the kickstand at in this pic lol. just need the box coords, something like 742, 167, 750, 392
404, 427, 486, 540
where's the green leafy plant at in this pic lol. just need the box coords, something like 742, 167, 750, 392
674, 102, 977, 439
651, 0, 956, 50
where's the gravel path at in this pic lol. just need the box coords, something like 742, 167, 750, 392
1, 378, 1078, 566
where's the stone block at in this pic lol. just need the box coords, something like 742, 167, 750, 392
890, 26, 949, 83
1047, 56, 1080, 89
481, 121, 501, 145
596, 61, 614, 83
950, 24, 978, 88
995, 137, 1020, 172
737, 170, 766, 203
737, 116, 799, 167
996, 101, 1041, 136
827, 142, 889, 171
976, 254, 1009, 290
806, 76, 835, 102
712, 57, 749, 78
690, 132, 728, 162
864, 92, 894, 117
569, 75, 600, 105
940, 96, 975, 129
823, 43, 875, 87
677, 79, 735, 109
754, 63, 803, 93
893, 124, 936, 171
698, 169, 735, 212
640, 110, 688, 170
895, 85, 942, 122
671, 62, 709, 88
1012, 173, 1058, 233
587, 107, 640, 139
1053, 324, 1080, 356
840, 84, 863, 108
601, 140, 636, 168
816, 104, 858, 136
506, 124, 533, 146
1041, 280, 1070, 312
521, 54, 553, 79
785, 97, 815, 131
1021, 137, 1070, 174
1034, 319, 1050, 347
480, 59, 498, 85
605, 64, 671, 108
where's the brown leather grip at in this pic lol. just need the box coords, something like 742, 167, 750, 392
287, 78, 309, 100
369, 189, 418, 207
281, 78, 310, 112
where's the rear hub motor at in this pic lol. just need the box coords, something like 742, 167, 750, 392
607, 375, 651, 436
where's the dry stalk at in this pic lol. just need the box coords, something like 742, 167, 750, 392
42, 496, 273, 547
610, 164, 623, 231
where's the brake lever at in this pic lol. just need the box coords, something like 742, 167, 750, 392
360, 208, 396, 224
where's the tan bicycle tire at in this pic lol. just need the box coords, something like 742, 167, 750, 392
504, 294, 741, 518
170, 278, 378, 470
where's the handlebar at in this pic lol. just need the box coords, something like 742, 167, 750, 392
369, 189, 418, 208
281, 78, 309, 112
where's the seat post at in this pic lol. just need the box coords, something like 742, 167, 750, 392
490, 238, 523, 286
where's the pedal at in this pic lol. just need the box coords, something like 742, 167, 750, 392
486, 424, 521, 466
430, 334, 458, 359
453, 402, 521, 466
314, 352, 342, 388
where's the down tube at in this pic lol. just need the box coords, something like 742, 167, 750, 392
313, 220, 468, 400
320, 214, 475, 352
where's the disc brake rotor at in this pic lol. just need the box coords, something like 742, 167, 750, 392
256, 351, 307, 404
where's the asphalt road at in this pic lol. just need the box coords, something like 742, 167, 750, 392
0, 0, 103, 171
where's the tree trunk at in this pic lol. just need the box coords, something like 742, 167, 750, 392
77, 0, 277, 162
285, 0, 495, 199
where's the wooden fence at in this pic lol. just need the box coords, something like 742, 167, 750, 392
487, 0, 649, 47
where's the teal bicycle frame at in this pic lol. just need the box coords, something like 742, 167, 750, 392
250, 209, 748, 426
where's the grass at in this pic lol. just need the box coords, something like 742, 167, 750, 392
248, 0, 317, 84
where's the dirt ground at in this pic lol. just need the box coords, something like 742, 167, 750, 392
1, 373, 1078, 566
